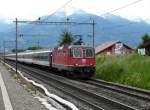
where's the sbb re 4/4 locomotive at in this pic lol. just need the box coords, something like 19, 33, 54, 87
52, 45, 95, 78
6, 45, 95, 78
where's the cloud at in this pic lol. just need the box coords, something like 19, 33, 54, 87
0, 0, 149, 22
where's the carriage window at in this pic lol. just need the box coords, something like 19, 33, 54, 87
72, 48, 83, 58
86, 48, 94, 57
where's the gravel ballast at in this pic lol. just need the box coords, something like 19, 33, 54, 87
0, 63, 48, 110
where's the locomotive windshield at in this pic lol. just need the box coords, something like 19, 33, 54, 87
72, 48, 83, 58
72, 47, 94, 58
86, 48, 94, 57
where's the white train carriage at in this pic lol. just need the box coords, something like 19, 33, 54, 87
6, 50, 52, 67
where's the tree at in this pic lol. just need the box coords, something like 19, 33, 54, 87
12, 49, 25, 53
58, 31, 74, 46
142, 34, 150, 43
138, 34, 150, 48
11, 46, 43, 53
27, 46, 43, 50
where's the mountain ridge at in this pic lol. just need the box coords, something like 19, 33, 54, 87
0, 10, 150, 49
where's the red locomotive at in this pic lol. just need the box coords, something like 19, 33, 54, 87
52, 45, 95, 78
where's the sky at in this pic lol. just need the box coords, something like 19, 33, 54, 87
0, 0, 150, 23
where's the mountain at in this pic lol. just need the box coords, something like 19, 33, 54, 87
1, 9, 150, 50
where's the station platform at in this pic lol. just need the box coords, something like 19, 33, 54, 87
0, 88, 4, 110
0, 62, 47, 110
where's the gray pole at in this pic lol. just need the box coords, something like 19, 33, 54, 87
15, 18, 18, 74
3, 41, 5, 63
92, 20, 95, 48
38, 40, 39, 48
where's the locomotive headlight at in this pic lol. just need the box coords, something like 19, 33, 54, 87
74, 64, 78, 66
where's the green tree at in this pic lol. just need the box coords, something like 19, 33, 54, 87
142, 34, 150, 43
58, 31, 74, 46
138, 34, 150, 48
27, 46, 43, 50
12, 46, 43, 53
12, 49, 25, 53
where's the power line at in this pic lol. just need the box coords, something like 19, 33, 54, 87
85, 0, 144, 26
19, 33, 50, 37
42, 0, 73, 21
102, 0, 144, 15
87, 0, 145, 33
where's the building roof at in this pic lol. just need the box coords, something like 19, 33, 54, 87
95, 40, 119, 54
95, 40, 132, 54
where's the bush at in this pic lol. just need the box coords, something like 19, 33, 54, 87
96, 54, 150, 90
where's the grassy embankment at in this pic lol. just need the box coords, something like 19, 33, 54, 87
96, 54, 150, 90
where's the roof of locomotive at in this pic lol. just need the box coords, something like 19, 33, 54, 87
68, 45, 94, 48
6, 48, 52, 56
54, 45, 93, 50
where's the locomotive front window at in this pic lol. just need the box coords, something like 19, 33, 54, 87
86, 48, 94, 57
72, 48, 83, 58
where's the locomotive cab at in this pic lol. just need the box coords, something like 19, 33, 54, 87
69, 46, 95, 77
71, 47, 95, 66
52, 45, 95, 78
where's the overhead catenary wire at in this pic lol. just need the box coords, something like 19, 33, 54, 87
12, 0, 145, 31
10, 0, 147, 48
12, 0, 74, 36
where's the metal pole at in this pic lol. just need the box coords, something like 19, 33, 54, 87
38, 40, 39, 48
92, 20, 95, 48
3, 41, 5, 63
65, 18, 69, 32
15, 18, 18, 74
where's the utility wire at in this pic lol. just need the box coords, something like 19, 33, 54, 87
99, 0, 144, 28
87, 0, 144, 29
42, 0, 73, 21
11, 0, 145, 40
98, 0, 146, 33
102, 0, 144, 15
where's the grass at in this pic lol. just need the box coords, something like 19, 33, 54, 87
96, 53, 150, 90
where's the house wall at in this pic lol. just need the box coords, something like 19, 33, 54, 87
123, 45, 133, 54
96, 44, 132, 55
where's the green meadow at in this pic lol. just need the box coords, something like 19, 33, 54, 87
96, 54, 150, 90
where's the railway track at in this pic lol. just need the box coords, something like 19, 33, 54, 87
84, 79, 150, 102
5, 61, 105, 110
5, 61, 136, 110
5, 60, 150, 110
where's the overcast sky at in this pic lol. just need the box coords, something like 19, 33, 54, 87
0, 0, 149, 23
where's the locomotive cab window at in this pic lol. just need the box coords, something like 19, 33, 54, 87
72, 48, 83, 58
86, 48, 94, 57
